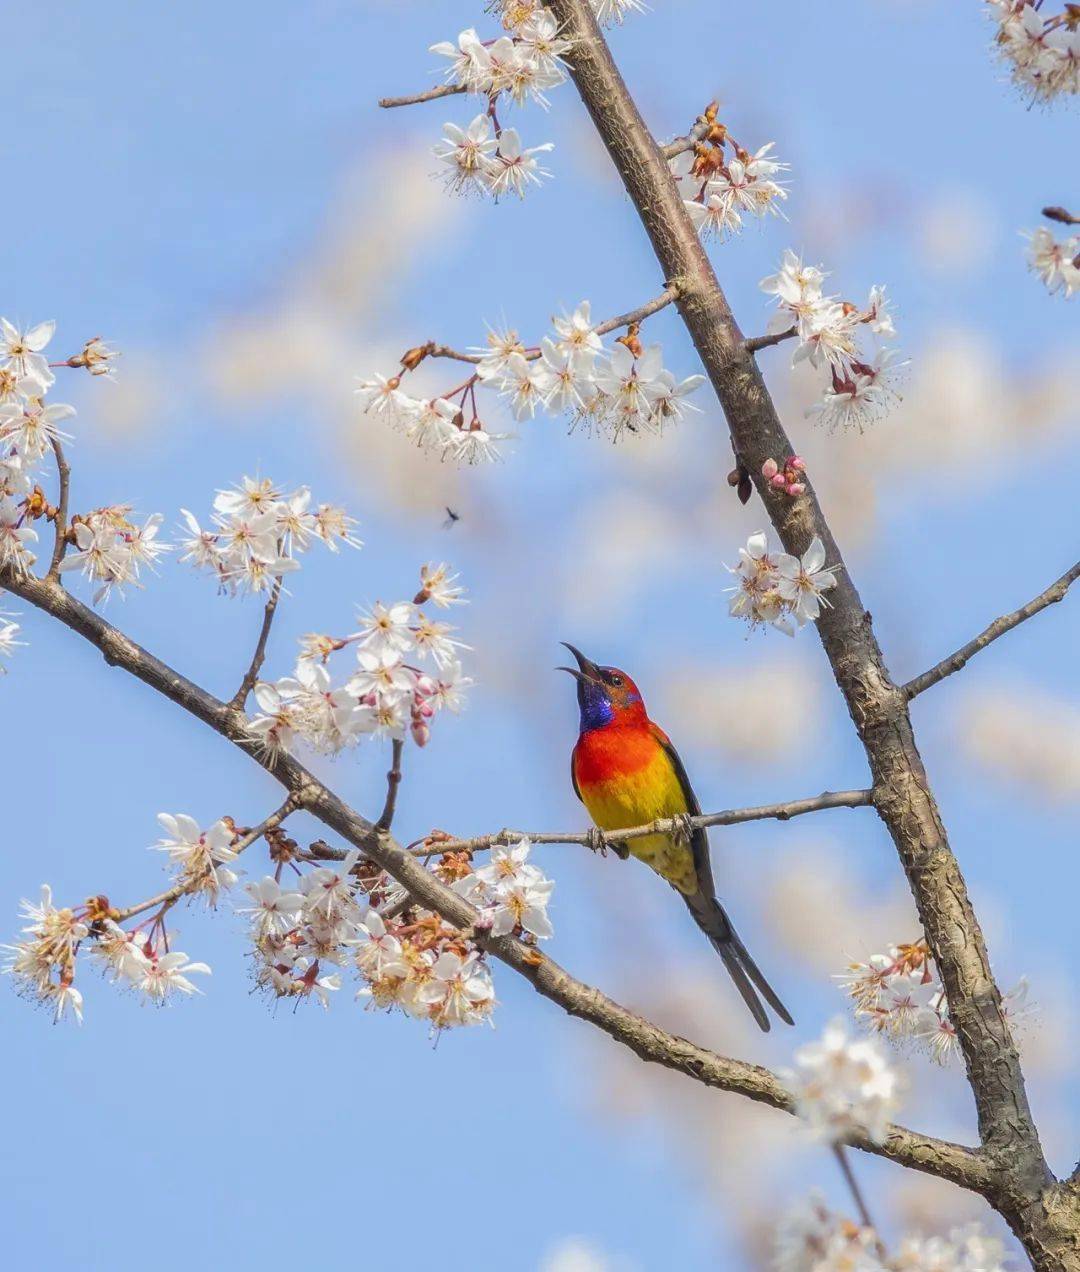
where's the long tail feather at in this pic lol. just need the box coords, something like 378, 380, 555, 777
684, 891, 794, 1031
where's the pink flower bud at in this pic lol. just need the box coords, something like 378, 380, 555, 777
414, 674, 437, 696
786, 482, 806, 496
411, 720, 431, 747
770, 472, 787, 488
761, 458, 779, 479
788, 455, 806, 471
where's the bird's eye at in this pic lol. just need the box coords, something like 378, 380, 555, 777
609, 674, 623, 688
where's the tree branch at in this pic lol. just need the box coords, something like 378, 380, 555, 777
379, 84, 466, 109
0, 566, 993, 1196
113, 797, 298, 922
744, 325, 797, 354
229, 576, 284, 710
544, 0, 1058, 1246
46, 437, 71, 581
412, 788, 873, 856
904, 561, 1080, 700
419, 285, 681, 370
377, 738, 404, 831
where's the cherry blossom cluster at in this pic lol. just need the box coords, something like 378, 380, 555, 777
726, 531, 839, 636
774, 1193, 1009, 1272
0, 319, 72, 577
177, 474, 361, 597
450, 837, 555, 939
0, 319, 131, 600
1026, 225, 1080, 298
987, 1, 1080, 102
249, 563, 471, 754
430, 13, 570, 200
668, 111, 788, 242
1, 884, 211, 1025
245, 837, 554, 1030
356, 304, 705, 464
761, 250, 906, 433
786, 1018, 901, 1146
154, 813, 241, 907
837, 939, 1030, 1066
58, 505, 170, 603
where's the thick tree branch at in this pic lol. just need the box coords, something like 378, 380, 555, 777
0, 567, 992, 1196
413, 788, 873, 856
543, 0, 1064, 1256
904, 562, 1080, 700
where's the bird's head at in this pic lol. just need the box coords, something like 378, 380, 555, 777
557, 643, 646, 732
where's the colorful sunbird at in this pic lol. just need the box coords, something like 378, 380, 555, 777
560, 643, 793, 1032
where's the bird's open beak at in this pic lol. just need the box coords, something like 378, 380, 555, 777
556, 642, 602, 683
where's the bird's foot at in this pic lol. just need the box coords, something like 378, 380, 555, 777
671, 813, 696, 846
586, 828, 630, 860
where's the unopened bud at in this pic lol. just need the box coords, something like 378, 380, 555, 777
786, 482, 806, 496
411, 719, 431, 748
400, 342, 434, 372
761, 458, 779, 480
770, 472, 787, 489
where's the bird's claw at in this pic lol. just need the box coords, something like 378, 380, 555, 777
586, 828, 630, 860
671, 813, 696, 845
587, 827, 609, 856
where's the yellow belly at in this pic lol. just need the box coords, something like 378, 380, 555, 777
579, 758, 698, 895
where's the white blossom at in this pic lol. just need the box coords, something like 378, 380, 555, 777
1025, 226, 1080, 298
787, 1018, 901, 1144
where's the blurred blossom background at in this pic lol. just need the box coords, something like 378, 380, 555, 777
3, 1, 1078, 1269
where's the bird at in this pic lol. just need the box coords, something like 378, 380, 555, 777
442, 506, 461, 530
559, 642, 793, 1032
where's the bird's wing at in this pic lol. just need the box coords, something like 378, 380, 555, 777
570, 746, 583, 804
648, 721, 716, 896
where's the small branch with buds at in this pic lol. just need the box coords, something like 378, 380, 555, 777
377, 739, 405, 832
904, 560, 1080, 700
744, 326, 798, 354
408, 788, 874, 857
378, 83, 467, 110
113, 797, 299, 922
46, 438, 72, 581
401, 285, 682, 374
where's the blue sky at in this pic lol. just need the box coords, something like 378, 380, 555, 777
3, 3, 1077, 1269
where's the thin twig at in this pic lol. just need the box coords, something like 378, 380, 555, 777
422, 285, 680, 370
410, 788, 874, 856
904, 561, 1080, 700
379, 84, 466, 109
46, 437, 71, 581
113, 796, 299, 921
744, 326, 797, 354
377, 738, 405, 831
229, 577, 284, 710
833, 1144, 886, 1255
593, 284, 680, 335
